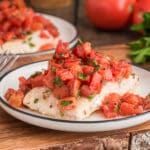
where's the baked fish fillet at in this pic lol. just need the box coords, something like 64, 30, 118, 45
23, 74, 139, 120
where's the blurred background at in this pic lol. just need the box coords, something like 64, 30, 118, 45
23, 0, 139, 47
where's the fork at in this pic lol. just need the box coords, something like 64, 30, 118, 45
0, 53, 19, 78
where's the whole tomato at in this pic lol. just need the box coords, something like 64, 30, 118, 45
85, 0, 136, 30
132, 0, 150, 25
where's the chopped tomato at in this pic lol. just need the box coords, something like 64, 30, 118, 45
68, 79, 81, 97
39, 31, 50, 39
55, 41, 70, 59
39, 43, 54, 51
43, 70, 54, 89
80, 85, 94, 97
30, 74, 44, 88
119, 102, 135, 116
30, 22, 43, 31
5, 88, 24, 108
82, 65, 94, 74
89, 72, 102, 93
47, 27, 59, 37
0, 0, 10, 10
3, 32, 15, 41
73, 42, 92, 58
53, 85, 69, 99
56, 69, 74, 81
101, 93, 121, 118
122, 93, 143, 106
58, 97, 76, 111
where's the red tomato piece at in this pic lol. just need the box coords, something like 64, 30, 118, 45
68, 79, 81, 97
80, 85, 95, 97
58, 97, 76, 111
43, 71, 55, 89
89, 72, 102, 94
39, 31, 50, 39
4, 88, 24, 108
122, 93, 143, 106
47, 27, 59, 37
0, 0, 10, 10
3, 32, 15, 41
39, 43, 54, 51
53, 85, 69, 99
30, 74, 44, 88
119, 102, 135, 116
57, 69, 74, 81
31, 22, 44, 31
73, 42, 92, 58
82, 65, 94, 74
55, 41, 70, 59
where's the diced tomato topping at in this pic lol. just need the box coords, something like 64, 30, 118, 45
68, 79, 81, 97
4, 88, 24, 108
55, 41, 70, 59
39, 31, 50, 39
0, 0, 59, 44
39, 43, 54, 51
5, 41, 149, 117
80, 85, 94, 97
101, 93, 121, 118
53, 85, 69, 99
82, 65, 94, 74
89, 72, 102, 94
122, 93, 143, 106
56, 69, 74, 81
58, 97, 76, 111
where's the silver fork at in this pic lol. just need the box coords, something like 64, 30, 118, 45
0, 53, 19, 78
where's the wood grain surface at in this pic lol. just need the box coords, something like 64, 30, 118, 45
0, 44, 149, 150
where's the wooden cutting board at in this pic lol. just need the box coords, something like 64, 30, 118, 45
0, 44, 150, 150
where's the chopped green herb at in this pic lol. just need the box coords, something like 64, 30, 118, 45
52, 68, 56, 73
34, 98, 39, 104
88, 94, 96, 101
78, 72, 87, 80
29, 42, 35, 47
54, 77, 62, 87
30, 71, 42, 78
28, 37, 32, 41
114, 105, 119, 113
61, 100, 73, 107
78, 38, 83, 45
22, 31, 32, 35
94, 64, 100, 72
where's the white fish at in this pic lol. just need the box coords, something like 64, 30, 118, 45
23, 74, 139, 120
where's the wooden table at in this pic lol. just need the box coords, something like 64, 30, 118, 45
0, 44, 150, 150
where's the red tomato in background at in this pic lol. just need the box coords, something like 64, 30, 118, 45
132, 0, 150, 25
85, 0, 136, 30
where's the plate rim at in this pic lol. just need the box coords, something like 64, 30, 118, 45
0, 61, 150, 124
1, 13, 78, 57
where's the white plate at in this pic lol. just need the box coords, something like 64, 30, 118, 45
0, 61, 150, 132
1, 13, 78, 57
